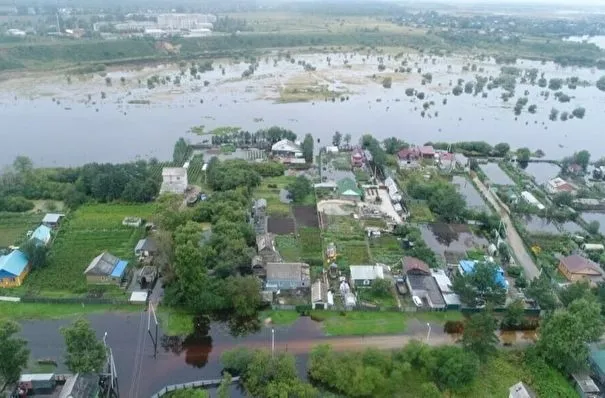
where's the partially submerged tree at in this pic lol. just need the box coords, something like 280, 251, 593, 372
61, 319, 107, 373
462, 311, 499, 360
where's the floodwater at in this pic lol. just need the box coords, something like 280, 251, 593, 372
522, 215, 583, 234
419, 223, 489, 261
480, 163, 515, 186
19, 312, 322, 398
565, 35, 605, 50
452, 175, 490, 211
582, 212, 605, 234
522, 162, 561, 185
2, 51, 605, 167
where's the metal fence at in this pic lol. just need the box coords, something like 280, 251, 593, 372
150, 377, 240, 398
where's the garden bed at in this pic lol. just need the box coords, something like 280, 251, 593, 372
0, 212, 41, 248
267, 216, 296, 234
293, 205, 319, 227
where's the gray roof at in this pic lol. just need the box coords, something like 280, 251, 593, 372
255, 198, 267, 209
256, 233, 276, 253
407, 274, 446, 308
162, 167, 187, 177
42, 213, 64, 223
350, 265, 384, 281
135, 238, 157, 253
271, 139, 301, 153
509, 382, 536, 398
266, 262, 310, 282
59, 374, 100, 398
84, 252, 119, 276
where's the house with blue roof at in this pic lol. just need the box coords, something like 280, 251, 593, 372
458, 259, 509, 290
30, 225, 52, 246
83, 251, 129, 286
0, 250, 30, 287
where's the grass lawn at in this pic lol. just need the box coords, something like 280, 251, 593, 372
0, 212, 41, 248
357, 289, 398, 308
260, 310, 300, 326
299, 227, 323, 264
254, 175, 296, 216
0, 302, 140, 321
453, 351, 576, 397
157, 306, 194, 336
23, 203, 155, 295
408, 202, 435, 223
369, 235, 404, 266
311, 311, 407, 336
275, 234, 301, 261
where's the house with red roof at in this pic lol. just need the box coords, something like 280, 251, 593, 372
397, 147, 421, 169
420, 145, 435, 158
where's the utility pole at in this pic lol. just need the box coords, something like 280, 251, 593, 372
426, 323, 431, 343
148, 302, 159, 359
271, 328, 275, 357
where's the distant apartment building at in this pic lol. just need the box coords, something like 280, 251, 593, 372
156, 14, 216, 30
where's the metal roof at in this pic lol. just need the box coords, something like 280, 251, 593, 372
266, 262, 310, 282
42, 213, 64, 223
271, 139, 301, 153
0, 250, 28, 277
31, 224, 52, 245
110, 260, 128, 278
407, 274, 446, 308
349, 265, 384, 281
84, 252, 120, 276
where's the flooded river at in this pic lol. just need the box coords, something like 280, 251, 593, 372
1, 51, 605, 167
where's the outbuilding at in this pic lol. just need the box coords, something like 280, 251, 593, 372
84, 252, 129, 286
349, 265, 384, 287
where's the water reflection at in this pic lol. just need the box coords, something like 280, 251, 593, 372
419, 223, 489, 261
523, 162, 561, 185
480, 163, 515, 186
452, 175, 490, 211
161, 315, 213, 368
522, 215, 583, 234
582, 212, 605, 234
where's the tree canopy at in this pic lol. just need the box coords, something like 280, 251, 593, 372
302, 134, 314, 163
462, 311, 499, 360
452, 262, 507, 307
0, 320, 29, 393
61, 319, 107, 373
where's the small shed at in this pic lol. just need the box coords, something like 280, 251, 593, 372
134, 238, 158, 257
160, 167, 188, 194
19, 374, 56, 395
42, 213, 64, 228
30, 225, 52, 246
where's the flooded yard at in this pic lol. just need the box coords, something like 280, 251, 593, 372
418, 223, 489, 263
582, 212, 605, 234
452, 175, 490, 211
523, 162, 561, 185
480, 163, 515, 186
522, 215, 584, 235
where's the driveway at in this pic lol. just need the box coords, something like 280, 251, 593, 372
472, 176, 540, 280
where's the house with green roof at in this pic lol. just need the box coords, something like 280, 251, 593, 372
590, 345, 605, 384
337, 178, 362, 202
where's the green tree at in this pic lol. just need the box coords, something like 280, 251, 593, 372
287, 175, 312, 203
494, 143, 510, 157
525, 273, 558, 311
169, 390, 208, 398
559, 280, 593, 307
61, 319, 107, 373
537, 298, 604, 373
498, 242, 510, 265
383, 137, 408, 155
432, 346, 479, 390
462, 311, 499, 360
552, 191, 573, 207
428, 187, 466, 222
12, 156, 33, 174
572, 107, 586, 119
173, 137, 190, 166
225, 276, 261, 318
343, 133, 352, 145
597, 76, 605, 91
382, 77, 392, 88
217, 372, 232, 398
20, 240, 48, 270
370, 278, 392, 298
575, 150, 591, 170
0, 320, 29, 393
503, 299, 525, 328
516, 147, 531, 162
302, 133, 314, 163
332, 131, 342, 147
587, 220, 601, 235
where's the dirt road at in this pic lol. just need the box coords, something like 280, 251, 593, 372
473, 176, 540, 280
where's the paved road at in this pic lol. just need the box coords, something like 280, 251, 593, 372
473, 176, 541, 280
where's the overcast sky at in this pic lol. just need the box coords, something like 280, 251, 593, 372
414, 0, 604, 5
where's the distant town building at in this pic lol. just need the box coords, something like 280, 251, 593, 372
271, 139, 302, 158
6, 28, 26, 37
546, 177, 576, 195
157, 13, 216, 30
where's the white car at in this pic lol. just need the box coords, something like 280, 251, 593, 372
412, 296, 423, 307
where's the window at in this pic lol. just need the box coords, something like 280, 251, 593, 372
363, 279, 370, 286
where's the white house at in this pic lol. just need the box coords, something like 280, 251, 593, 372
160, 167, 188, 194
521, 191, 545, 210
271, 139, 302, 158
349, 265, 384, 287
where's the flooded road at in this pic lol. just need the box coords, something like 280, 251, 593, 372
2, 51, 605, 167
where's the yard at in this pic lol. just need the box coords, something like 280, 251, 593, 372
369, 235, 404, 266
310, 311, 407, 336
253, 175, 296, 216
275, 235, 301, 262
356, 288, 399, 308
408, 202, 435, 223
0, 212, 41, 248
0, 302, 139, 321
20, 203, 155, 296
322, 214, 370, 266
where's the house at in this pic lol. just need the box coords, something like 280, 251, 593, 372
546, 177, 576, 195
42, 213, 64, 228
0, 250, 30, 288
256, 233, 281, 263
458, 260, 509, 290
265, 262, 310, 291
521, 191, 545, 210
455, 153, 469, 169
30, 225, 52, 246
403, 257, 446, 309
253, 199, 267, 234
432, 269, 461, 309
438, 152, 456, 170
508, 382, 536, 398
134, 238, 157, 257
420, 145, 435, 159
160, 167, 188, 194
558, 254, 604, 286
351, 149, 365, 167
397, 147, 421, 169
271, 139, 302, 158
311, 280, 333, 309
385, 177, 402, 203
337, 178, 362, 202
349, 265, 384, 287
83, 252, 129, 286
572, 372, 600, 398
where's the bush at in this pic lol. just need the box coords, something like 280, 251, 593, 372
507, 266, 523, 278
444, 320, 465, 334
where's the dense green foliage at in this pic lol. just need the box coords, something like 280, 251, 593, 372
405, 176, 466, 222
61, 318, 107, 373
0, 320, 29, 393
452, 262, 507, 307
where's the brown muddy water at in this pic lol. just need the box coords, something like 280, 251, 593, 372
2, 52, 605, 167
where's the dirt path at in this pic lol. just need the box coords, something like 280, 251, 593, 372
472, 176, 540, 280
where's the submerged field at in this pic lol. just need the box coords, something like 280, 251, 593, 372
20, 203, 155, 296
